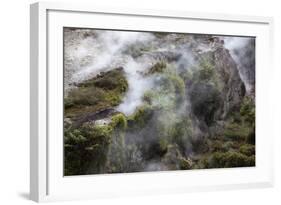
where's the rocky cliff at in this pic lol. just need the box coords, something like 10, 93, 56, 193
63, 28, 255, 175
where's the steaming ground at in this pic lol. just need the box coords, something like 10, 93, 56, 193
64, 30, 153, 86
65, 30, 201, 115
63, 28, 256, 175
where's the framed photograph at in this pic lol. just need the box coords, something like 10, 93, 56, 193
30, 2, 274, 202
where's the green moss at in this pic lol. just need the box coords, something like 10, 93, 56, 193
192, 56, 222, 91
79, 68, 128, 92
198, 61, 215, 81
64, 128, 87, 144
64, 123, 113, 175
103, 90, 123, 106
202, 151, 255, 168
240, 96, 255, 125
110, 113, 128, 130
143, 90, 176, 109
84, 123, 113, 140
239, 144, 255, 156
170, 119, 192, 149
209, 140, 226, 152
148, 61, 167, 74
139, 67, 191, 156
221, 141, 236, 150
223, 122, 251, 141
167, 73, 185, 97
64, 98, 74, 109
127, 104, 154, 129
106, 130, 126, 172
152, 109, 193, 156
223, 96, 255, 145
64, 68, 128, 118
143, 69, 186, 109
66, 86, 106, 107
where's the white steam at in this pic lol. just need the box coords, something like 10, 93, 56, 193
117, 59, 154, 116
65, 30, 197, 116
222, 36, 255, 93
223, 37, 249, 51
65, 29, 156, 115
65, 30, 254, 118
66, 30, 155, 84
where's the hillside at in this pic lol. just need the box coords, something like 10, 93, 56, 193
63, 28, 255, 175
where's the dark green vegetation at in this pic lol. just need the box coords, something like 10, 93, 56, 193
64, 31, 255, 175
64, 68, 128, 119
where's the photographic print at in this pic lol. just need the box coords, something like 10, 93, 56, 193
63, 28, 255, 176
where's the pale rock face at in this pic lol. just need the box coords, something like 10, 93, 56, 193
94, 118, 112, 126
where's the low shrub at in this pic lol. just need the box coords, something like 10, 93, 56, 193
239, 144, 255, 156
127, 104, 154, 129
203, 151, 255, 168
110, 113, 127, 130
64, 68, 128, 118
223, 122, 251, 141
64, 123, 113, 175
240, 96, 255, 125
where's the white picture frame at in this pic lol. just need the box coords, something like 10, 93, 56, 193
30, 2, 274, 202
